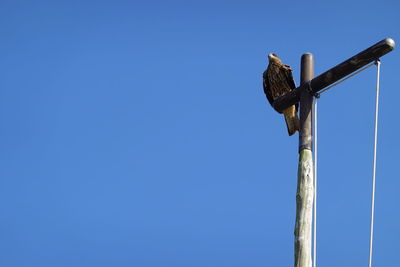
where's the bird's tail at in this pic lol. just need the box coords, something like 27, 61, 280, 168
283, 106, 300, 136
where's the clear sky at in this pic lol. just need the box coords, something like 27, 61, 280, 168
0, 0, 399, 266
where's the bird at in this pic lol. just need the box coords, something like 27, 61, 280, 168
263, 53, 299, 136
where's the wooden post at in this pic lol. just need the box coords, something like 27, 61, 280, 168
294, 53, 314, 267
261, 38, 395, 267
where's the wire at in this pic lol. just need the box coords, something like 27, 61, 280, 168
310, 60, 381, 267
318, 62, 376, 95
368, 59, 381, 267
312, 97, 318, 267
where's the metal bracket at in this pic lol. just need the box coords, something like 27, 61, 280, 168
306, 81, 320, 99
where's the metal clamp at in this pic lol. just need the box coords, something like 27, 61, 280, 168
306, 81, 320, 99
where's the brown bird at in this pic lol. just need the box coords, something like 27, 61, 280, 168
263, 53, 299, 136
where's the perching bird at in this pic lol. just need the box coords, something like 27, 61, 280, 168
263, 53, 299, 136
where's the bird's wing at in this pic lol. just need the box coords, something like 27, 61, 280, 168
283, 65, 298, 111
263, 70, 274, 105
283, 65, 296, 89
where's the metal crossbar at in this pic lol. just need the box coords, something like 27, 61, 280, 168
317, 62, 376, 96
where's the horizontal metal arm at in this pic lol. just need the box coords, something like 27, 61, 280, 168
272, 38, 395, 113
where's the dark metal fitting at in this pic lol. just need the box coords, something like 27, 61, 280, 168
306, 81, 320, 98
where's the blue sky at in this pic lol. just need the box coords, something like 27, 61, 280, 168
0, 0, 399, 266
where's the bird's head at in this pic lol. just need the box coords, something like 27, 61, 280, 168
268, 53, 282, 64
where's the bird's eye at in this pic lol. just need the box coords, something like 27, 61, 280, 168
272, 53, 278, 57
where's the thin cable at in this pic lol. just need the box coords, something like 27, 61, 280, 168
318, 62, 375, 95
368, 59, 381, 267
312, 97, 318, 267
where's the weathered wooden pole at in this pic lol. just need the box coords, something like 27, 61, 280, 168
263, 37, 395, 267
294, 53, 314, 267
